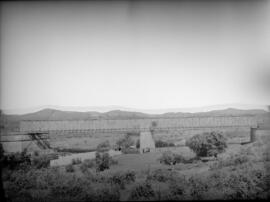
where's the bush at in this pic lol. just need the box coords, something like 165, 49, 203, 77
173, 153, 187, 163
159, 151, 176, 165
159, 151, 190, 165
155, 140, 174, 148
97, 140, 111, 152
146, 169, 174, 182
168, 176, 188, 200
71, 158, 82, 165
129, 181, 155, 200
210, 153, 250, 170
65, 164, 74, 172
122, 147, 139, 154
126, 131, 140, 136
31, 155, 51, 169
80, 159, 96, 173
108, 170, 136, 189
186, 131, 227, 157
87, 184, 121, 201
2, 150, 31, 170
206, 166, 269, 200
96, 152, 110, 172
116, 134, 134, 150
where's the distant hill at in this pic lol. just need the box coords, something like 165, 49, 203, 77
1, 107, 268, 132
2, 107, 268, 121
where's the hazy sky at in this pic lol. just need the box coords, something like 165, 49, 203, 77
1, 1, 270, 113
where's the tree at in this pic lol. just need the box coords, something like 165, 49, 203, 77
150, 121, 158, 134
95, 152, 110, 171
186, 131, 227, 158
116, 134, 134, 150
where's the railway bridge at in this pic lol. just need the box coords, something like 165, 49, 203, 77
1, 114, 269, 153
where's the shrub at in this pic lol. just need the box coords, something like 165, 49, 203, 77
97, 140, 111, 152
155, 140, 174, 148
206, 166, 269, 200
31, 155, 51, 169
80, 159, 96, 173
187, 175, 210, 200
159, 151, 190, 165
210, 152, 250, 170
122, 147, 139, 154
2, 151, 31, 170
186, 131, 227, 157
96, 152, 110, 172
116, 134, 134, 150
71, 158, 82, 165
146, 169, 174, 182
65, 164, 74, 173
108, 170, 136, 189
129, 181, 155, 200
126, 131, 140, 136
168, 177, 188, 200
173, 153, 187, 163
87, 184, 121, 201
159, 151, 176, 165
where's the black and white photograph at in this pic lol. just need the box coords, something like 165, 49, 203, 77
0, 0, 270, 201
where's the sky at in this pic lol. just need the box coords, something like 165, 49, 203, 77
1, 1, 270, 114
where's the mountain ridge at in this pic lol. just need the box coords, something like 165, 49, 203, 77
2, 107, 268, 122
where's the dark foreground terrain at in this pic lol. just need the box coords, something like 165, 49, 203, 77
1, 130, 269, 201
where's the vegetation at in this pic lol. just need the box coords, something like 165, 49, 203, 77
121, 147, 139, 154
126, 131, 140, 136
115, 134, 134, 150
31, 154, 51, 169
80, 159, 96, 173
65, 164, 75, 172
186, 131, 227, 157
108, 170, 136, 189
129, 181, 155, 200
2, 131, 269, 201
95, 152, 110, 172
146, 169, 175, 182
159, 151, 188, 165
71, 158, 82, 165
150, 121, 158, 134
1, 150, 31, 170
136, 139, 140, 149
97, 140, 111, 152
155, 139, 174, 148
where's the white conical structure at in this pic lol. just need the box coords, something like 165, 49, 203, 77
140, 131, 155, 153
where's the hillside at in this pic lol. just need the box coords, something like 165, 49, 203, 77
4, 108, 268, 120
